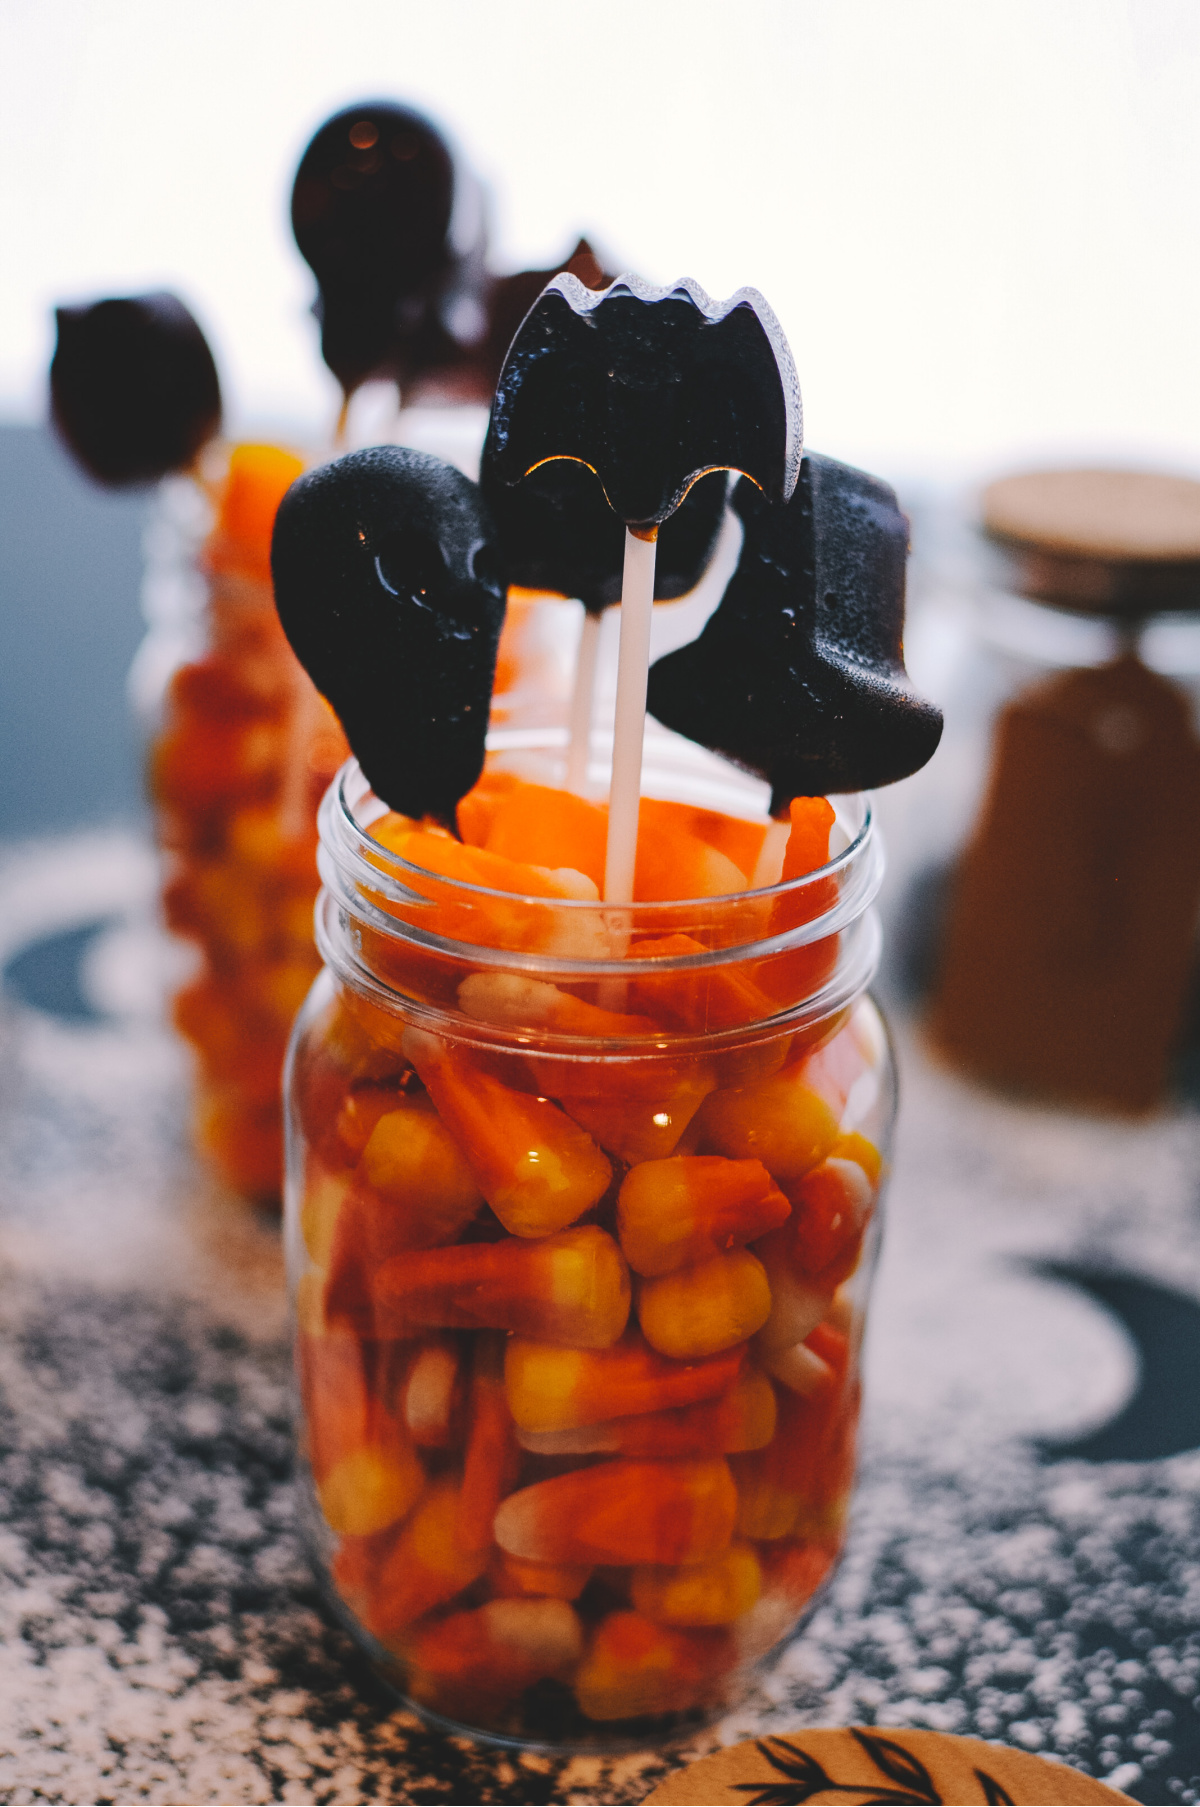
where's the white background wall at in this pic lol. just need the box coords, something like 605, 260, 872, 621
3, 0, 1199, 481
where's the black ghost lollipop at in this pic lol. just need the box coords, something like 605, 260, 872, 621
647, 454, 944, 812
50, 291, 221, 487
484, 271, 801, 897
271, 446, 506, 828
291, 102, 489, 405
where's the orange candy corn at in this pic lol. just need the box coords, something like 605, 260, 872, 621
360, 1097, 484, 1233
554, 1060, 717, 1164
505, 1330, 744, 1433
781, 796, 836, 883
730, 1381, 858, 1544
482, 781, 609, 889
300, 1163, 352, 1269
631, 1542, 762, 1626
780, 1138, 878, 1285
456, 1334, 521, 1554
637, 1249, 773, 1360
628, 933, 782, 1034
209, 443, 305, 582
634, 800, 749, 901
316, 1436, 425, 1540
455, 768, 521, 847
515, 1365, 776, 1459
400, 1336, 464, 1448
491, 1552, 593, 1601
573, 1611, 731, 1721
695, 1056, 841, 1180
493, 1458, 737, 1567
617, 1155, 790, 1276
404, 1598, 583, 1720
366, 1224, 630, 1346
402, 1031, 612, 1237
355, 1476, 490, 1641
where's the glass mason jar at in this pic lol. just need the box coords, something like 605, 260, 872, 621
284, 743, 894, 1748
145, 443, 349, 1201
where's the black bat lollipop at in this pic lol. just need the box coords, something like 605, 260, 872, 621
50, 291, 222, 487
484, 271, 802, 898
271, 447, 506, 828
480, 453, 727, 614
485, 272, 801, 528
292, 102, 489, 402
647, 454, 943, 811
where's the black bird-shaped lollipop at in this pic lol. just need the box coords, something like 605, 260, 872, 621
50, 291, 221, 487
270, 446, 506, 827
647, 454, 943, 811
484, 271, 802, 897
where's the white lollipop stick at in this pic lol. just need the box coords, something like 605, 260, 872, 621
566, 607, 603, 794
603, 527, 658, 903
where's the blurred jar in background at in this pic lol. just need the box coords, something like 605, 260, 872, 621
143, 443, 348, 1201
892, 468, 1200, 1113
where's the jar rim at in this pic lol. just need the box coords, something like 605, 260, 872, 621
313, 746, 886, 1052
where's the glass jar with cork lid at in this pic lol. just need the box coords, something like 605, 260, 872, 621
926, 467, 1200, 1112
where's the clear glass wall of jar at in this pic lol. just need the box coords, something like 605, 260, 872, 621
284, 743, 895, 1748
144, 444, 348, 1201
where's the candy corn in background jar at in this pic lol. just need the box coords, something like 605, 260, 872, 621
284, 738, 893, 1747
145, 443, 348, 1202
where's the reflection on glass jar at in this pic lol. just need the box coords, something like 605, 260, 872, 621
284, 744, 895, 1748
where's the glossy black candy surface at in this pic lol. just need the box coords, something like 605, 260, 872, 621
647, 454, 943, 808
50, 292, 221, 488
271, 447, 506, 826
292, 102, 486, 397
484, 274, 802, 528
480, 455, 726, 614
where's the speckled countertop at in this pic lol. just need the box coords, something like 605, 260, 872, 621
2, 828, 1200, 1805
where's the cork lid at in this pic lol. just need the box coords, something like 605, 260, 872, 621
981, 468, 1200, 615
642, 1727, 1137, 1804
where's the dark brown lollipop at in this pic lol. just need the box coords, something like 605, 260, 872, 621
647, 455, 943, 811
50, 292, 221, 487
291, 101, 487, 400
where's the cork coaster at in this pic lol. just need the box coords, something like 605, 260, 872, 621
641, 1726, 1136, 1804
983, 468, 1200, 563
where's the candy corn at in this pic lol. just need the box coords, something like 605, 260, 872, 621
402, 1030, 612, 1236
617, 1155, 790, 1276
353, 1476, 488, 1640
403, 1598, 584, 1720
637, 1250, 773, 1360
361, 1225, 630, 1346
493, 1459, 737, 1567
631, 1543, 762, 1626
505, 1331, 744, 1434
400, 1336, 463, 1448
695, 1057, 841, 1179
515, 1365, 776, 1459
456, 1334, 521, 1554
491, 1552, 593, 1601
573, 1612, 730, 1721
